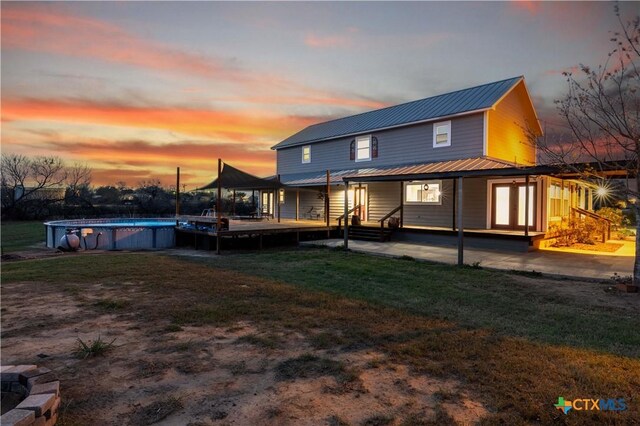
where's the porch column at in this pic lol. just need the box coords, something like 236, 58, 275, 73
277, 175, 281, 223
524, 175, 530, 237
216, 158, 222, 255
252, 189, 256, 213
358, 183, 363, 219
399, 181, 404, 228
326, 170, 331, 228
344, 180, 349, 248
295, 189, 300, 221
452, 178, 457, 231
457, 176, 464, 266
175, 167, 180, 220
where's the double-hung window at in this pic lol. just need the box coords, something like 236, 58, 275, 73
405, 180, 442, 205
355, 135, 371, 162
302, 145, 311, 164
433, 121, 451, 148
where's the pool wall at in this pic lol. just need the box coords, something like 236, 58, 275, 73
45, 218, 176, 250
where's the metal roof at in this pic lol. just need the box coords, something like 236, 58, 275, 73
280, 157, 515, 186
272, 76, 523, 150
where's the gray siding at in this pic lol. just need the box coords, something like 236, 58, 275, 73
276, 177, 488, 229
277, 113, 484, 176
367, 179, 487, 229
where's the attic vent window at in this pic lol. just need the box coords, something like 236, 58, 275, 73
433, 121, 451, 148
302, 145, 311, 164
355, 135, 372, 162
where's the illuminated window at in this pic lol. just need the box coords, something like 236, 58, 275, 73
356, 135, 371, 162
549, 183, 570, 217
302, 145, 311, 164
278, 188, 285, 204
405, 180, 442, 205
433, 121, 451, 148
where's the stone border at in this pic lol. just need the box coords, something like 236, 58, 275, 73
1, 365, 60, 426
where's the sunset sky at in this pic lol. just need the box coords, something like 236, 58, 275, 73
1, 1, 634, 188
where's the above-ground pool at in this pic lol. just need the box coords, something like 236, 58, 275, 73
45, 218, 178, 250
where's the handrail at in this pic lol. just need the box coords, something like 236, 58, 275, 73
337, 204, 361, 228
379, 205, 402, 223
570, 207, 611, 242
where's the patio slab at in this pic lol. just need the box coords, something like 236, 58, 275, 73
303, 239, 634, 281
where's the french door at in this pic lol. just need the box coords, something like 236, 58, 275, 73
348, 185, 367, 221
491, 183, 535, 230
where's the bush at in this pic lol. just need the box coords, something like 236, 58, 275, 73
548, 217, 606, 246
596, 207, 629, 230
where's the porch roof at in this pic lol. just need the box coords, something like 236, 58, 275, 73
279, 157, 632, 186
280, 157, 520, 186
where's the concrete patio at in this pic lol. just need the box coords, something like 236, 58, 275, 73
303, 239, 634, 281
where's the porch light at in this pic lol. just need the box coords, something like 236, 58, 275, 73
593, 181, 613, 204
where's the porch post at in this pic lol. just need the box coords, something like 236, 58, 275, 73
326, 170, 331, 228
457, 176, 464, 266
216, 158, 222, 255
524, 175, 530, 237
358, 182, 362, 219
452, 178, 457, 231
295, 189, 300, 221
399, 181, 404, 228
344, 180, 349, 249
277, 175, 281, 223
175, 167, 180, 220
252, 189, 256, 213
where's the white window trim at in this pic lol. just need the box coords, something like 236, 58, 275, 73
355, 135, 372, 162
404, 180, 442, 205
433, 120, 451, 148
301, 145, 311, 164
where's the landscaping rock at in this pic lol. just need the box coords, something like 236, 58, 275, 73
0, 409, 35, 426
29, 381, 60, 398
26, 373, 57, 390
1, 365, 37, 382
15, 393, 55, 417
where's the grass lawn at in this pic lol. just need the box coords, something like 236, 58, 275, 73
2, 247, 639, 424
1, 221, 45, 253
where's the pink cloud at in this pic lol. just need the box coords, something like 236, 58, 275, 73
304, 27, 358, 48
1, 5, 235, 80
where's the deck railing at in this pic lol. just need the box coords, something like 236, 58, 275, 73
378, 204, 403, 238
570, 207, 612, 242
337, 204, 361, 234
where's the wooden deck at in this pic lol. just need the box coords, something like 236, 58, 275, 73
177, 217, 334, 237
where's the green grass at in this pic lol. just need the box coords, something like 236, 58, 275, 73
1, 221, 45, 253
189, 249, 639, 357
74, 335, 116, 359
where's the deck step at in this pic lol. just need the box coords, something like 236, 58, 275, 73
348, 226, 393, 242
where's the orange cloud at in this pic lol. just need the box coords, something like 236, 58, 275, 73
1, 98, 319, 143
43, 139, 275, 170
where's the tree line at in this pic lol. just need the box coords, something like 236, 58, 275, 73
1, 154, 255, 220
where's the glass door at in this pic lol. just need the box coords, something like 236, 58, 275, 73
492, 183, 535, 230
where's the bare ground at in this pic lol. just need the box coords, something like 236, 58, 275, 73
1, 280, 487, 425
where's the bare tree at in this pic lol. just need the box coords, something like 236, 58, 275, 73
533, 5, 640, 286
1, 154, 95, 219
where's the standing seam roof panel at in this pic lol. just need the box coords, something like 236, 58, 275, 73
272, 76, 523, 149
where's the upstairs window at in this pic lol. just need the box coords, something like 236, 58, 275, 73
405, 180, 442, 205
433, 121, 451, 148
355, 135, 371, 162
302, 145, 311, 163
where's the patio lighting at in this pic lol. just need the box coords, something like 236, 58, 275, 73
593, 181, 613, 204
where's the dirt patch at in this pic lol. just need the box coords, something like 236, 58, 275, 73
1, 280, 488, 425
508, 273, 640, 313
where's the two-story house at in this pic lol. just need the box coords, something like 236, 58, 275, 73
265, 76, 597, 251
